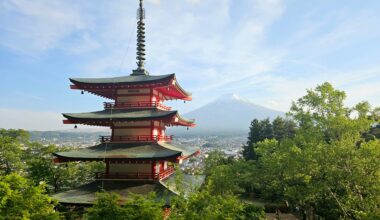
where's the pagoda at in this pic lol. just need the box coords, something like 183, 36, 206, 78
52, 0, 202, 205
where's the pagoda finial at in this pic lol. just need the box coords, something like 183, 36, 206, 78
132, 0, 149, 76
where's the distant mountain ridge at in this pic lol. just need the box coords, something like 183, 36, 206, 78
171, 94, 284, 135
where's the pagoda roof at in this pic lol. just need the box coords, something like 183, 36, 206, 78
53, 142, 199, 161
52, 174, 205, 205
70, 74, 173, 85
52, 180, 176, 205
69, 73, 192, 101
62, 109, 195, 127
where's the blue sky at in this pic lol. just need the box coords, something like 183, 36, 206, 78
0, 0, 380, 130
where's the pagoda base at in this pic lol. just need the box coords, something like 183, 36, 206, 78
51, 174, 205, 206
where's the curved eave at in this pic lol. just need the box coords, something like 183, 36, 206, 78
62, 110, 195, 127
69, 74, 192, 101
51, 180, 178, 205
52, 142, 198, 162
178, 150, 201, 163
62, 110, 178, 126
70, 74, 175, 85
173, 77, 192, 100
171, 113, 196, 127
155, 76, 192, 101
52, 152, 182, 162
69, 74, 175, 99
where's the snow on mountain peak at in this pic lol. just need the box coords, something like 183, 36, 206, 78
216, 93, 253, 105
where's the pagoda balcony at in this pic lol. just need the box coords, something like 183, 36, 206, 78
95, 166, 175, 181
100, 135, 173, 143
103, 101, 171, 111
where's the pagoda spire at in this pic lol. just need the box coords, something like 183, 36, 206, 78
132, 0, 149, 76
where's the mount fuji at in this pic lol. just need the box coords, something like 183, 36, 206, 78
172, 94, 284, 135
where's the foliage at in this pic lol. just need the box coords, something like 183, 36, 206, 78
240, 82, 380, 219
122, 193, 165, 220
169, 189, 265, 220
204, 150, 234, 175
0, 129, 30, 142
0, 173, 60, 220
206, 163, 243, 195
0, 129, 29, 175
0, 136, 25, 175
25, 142, 104, 193
86, 192, 164, 220
0, 129, 103, 193
242, 117, 296, 160
85, 192, 125, 220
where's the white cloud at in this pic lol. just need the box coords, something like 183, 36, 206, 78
0, 0, 96, 54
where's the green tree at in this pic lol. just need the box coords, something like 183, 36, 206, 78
169, 190, 265, 220
122, 193, 164, 220
250, 82, 380, 219
243, 119, 262, 160
86, 192, 125, 220
86, 192, 164, 220
204, 150, 233, 175
0, 129, 30, 142
0, 129, 30, 175
243, 117, 296, 160
0, 173, 60, 219
272, 117, 296, 141
0, 136, 25, 175
206, 164, 242, 195
26, 143, 104, 192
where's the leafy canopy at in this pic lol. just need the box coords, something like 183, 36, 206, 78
0, 173, 60, 220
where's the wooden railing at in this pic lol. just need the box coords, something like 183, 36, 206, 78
104, 101, 171, 111
100, 135, 173, 143
95, 166, 175, 180
157, 166, 175, 180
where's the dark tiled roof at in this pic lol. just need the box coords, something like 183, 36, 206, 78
51, 180, 176, 205
52, 175, 205, 205
63, 109, 177, 121
53, 142, 198, 160
62, 109, 195, 124
70, 74, 174, 84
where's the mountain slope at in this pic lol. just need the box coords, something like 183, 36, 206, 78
175, 94, 284, 135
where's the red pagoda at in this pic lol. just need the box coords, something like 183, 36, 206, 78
52, 0, 202, 205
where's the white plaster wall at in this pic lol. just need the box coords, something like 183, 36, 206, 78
113, 128, 151, 136
109, 163, 151, 173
